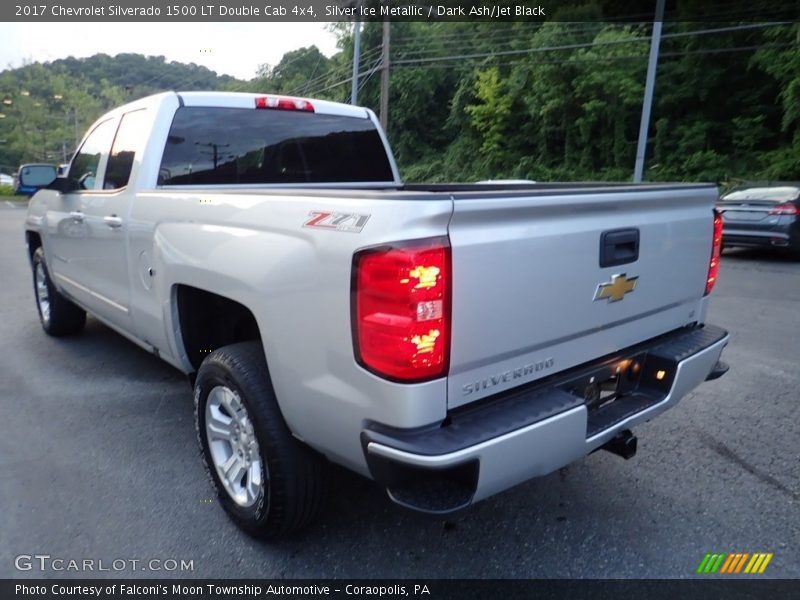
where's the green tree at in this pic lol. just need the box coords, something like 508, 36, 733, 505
465, 67, 514, 169
255, 46, 330, 95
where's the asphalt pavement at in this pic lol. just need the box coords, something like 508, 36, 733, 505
1, 201, 798, 578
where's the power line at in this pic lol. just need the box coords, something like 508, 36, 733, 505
389, 6, 792, 48
392, 22, 791, 67
389, 41, 796, 71
392, 19, 792, 58
285, 46, 383, 96
291, 49, 384, 98
261, 44, 330, 78
287, 63, 356, 96
302, 51, 326, 96
392, 24, 631, 55
358, 56, 384, 93
287, 21, 793, 102
301, 55, 391, 97
388, 17, 660, 44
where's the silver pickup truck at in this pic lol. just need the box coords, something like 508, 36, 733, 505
23, 91, 729, 538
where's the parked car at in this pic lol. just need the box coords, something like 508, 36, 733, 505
0, 172, 14, 186
717, 183, 800, 256
24, 91, 729, 538
14, 163, 57, 196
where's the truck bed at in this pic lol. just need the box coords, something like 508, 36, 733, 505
152, 180, 719, 409
157, 181, 715, 199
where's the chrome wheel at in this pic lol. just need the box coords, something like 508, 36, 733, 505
205, 385, 264, 507
35, 262, 51, 325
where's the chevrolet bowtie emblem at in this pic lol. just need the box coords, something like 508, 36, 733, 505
594, 273, 638, 303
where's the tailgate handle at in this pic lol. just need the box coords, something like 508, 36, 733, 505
600, 228, 639, 267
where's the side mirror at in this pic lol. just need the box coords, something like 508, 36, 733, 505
18, 164, 58, 189
47, 176, 79, 193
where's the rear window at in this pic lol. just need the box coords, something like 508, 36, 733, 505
158, 106, 394, 185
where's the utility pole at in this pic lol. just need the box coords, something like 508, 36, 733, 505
379, 18, 390, 131
351, 18, 361, 105
195, 142, 230, 169
633, 0, 665, 183
71, 109, 79, 149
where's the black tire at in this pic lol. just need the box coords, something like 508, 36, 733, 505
194, 341, 328, 539
32, 247, 86, 336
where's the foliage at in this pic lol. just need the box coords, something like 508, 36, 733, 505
254, 47, 330, 95
0, 54, 237, 169
465, 68, 514, 167
367, 19, 798, 184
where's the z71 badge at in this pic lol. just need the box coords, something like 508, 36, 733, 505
303, 211, 370, 233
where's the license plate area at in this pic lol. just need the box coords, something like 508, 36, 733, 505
557, 350, 676, 438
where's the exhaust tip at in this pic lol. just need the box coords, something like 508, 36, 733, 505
601, 429, 637, 460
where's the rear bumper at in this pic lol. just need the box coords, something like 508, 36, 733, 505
723, 222, 799, 249
362, 324, 729, 514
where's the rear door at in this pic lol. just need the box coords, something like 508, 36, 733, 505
446, 185, 717, 408
76, 109, 148, 328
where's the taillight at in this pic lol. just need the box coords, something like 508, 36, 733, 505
705, 210, 723, 295
255, 96, 314, 112
768, 203, 800, 216
352, 237, 451, 382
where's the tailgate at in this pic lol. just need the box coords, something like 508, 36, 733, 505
447, 185, 717, 408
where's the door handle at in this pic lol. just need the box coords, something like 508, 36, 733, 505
104, 215, 123, 229
69, 211, 84, 222
599, 228, 640, 267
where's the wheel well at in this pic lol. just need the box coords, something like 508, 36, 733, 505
26, 231, 42, 263
176, 285, 261, 372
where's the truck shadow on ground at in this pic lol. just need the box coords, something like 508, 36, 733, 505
254, 458, 638, 577
722, 247, 799, 263
54, 317, 188, 384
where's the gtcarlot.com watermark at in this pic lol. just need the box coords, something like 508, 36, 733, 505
15, 554, 194, 573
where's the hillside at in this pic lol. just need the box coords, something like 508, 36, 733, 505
0, 53, 250, 171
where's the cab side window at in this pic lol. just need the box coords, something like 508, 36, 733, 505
104, 109, 148, 190
69, 119, 116, 190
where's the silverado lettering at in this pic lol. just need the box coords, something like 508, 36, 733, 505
462, 359, 555, 395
